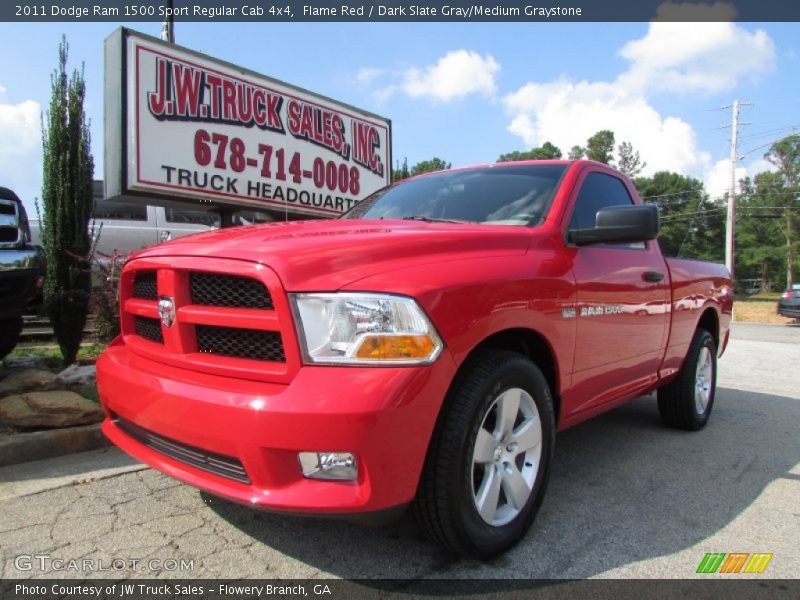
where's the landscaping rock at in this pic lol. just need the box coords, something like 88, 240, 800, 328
2, 356, 52, 370
56, 364, 97, 389
0, 391, 104, 428
0, 369, 59, 397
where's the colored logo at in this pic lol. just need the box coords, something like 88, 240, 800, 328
696, 552, 773, 574
158, 296, 176, 329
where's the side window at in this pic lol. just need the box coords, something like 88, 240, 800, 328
92, 199, 147, 221
164, 208, 220, 228
568, 172, 644, 249
568, 172, 634, 230
232, 210, 274, 225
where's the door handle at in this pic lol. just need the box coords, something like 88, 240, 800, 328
643, 271, 665, 283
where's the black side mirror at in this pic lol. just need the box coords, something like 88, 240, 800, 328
568, 204, 659, 246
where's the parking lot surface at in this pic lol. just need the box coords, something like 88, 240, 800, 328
1, 322, 798, 579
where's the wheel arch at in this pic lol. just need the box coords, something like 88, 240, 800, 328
456, 327, 562, 426
697, 306, 720, 348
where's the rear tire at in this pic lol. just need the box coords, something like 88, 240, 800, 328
0, 316, 23, 360
412, 350, 555, 558
657, 328, 717, 431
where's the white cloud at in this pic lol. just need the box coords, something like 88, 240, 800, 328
703, 157, 778, 199
746, 157, 778, 176
502, 23, 776, 180
0, 89, 41, 212
618, 22, 775, 95
704, 159, 747, 199
504, 79, 710, 175
355, 67, 384, 84
372, 50, 500, 103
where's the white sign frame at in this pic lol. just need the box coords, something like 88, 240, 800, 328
105, 28, 392, 218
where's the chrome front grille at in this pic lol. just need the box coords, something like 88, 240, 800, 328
0, 198, 20, 248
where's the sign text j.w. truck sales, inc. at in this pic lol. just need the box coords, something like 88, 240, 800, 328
105, 28, 391, 217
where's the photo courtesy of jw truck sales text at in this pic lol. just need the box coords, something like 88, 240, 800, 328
104, 28, 390, 217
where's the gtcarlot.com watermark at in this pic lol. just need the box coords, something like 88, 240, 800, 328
14, 554, 194, 573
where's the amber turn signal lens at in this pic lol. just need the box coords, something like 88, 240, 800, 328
354, 335, 436, 360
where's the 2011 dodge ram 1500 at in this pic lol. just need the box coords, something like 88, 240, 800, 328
97, 160, 733, 557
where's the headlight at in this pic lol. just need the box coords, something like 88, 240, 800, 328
290, 293, 443, 365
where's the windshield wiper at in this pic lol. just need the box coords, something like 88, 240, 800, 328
402, 216, 473, 224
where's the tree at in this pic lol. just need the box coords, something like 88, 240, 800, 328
617, 141, 647, 178
633, 171, 722, 261
40, 37, 95, 365
497, 141, 563, 162
392, 157, 409, 182
736, 173, 791, 291
764, 134, 800, 288
568, 145, 585, 160
585, 130, 615, 164
410, 157, 451, 176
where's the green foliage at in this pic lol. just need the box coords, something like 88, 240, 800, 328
391, 157, 410, 182
735, 173, 791, 290
498, 141, 563, 162
617, 141, 646, 178
585, 130, 615, 164
568, 145, 585, 160
40, 37, 95, 365
409, 157, 451, 176
766, 134, 800, 186
764, 134, 800, 288
633, 171, 724, 262
91, 246, 125, 343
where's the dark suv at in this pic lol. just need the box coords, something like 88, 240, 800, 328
0, 187, 44, 359
777, 284, 800, 320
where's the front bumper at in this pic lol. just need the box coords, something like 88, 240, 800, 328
0, 245, 43, 318
97, 337, 456, 514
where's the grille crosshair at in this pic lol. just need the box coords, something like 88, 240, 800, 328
113, 415, 250, 484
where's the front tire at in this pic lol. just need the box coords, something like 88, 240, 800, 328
412, 350, 555, 558
657, 328, 717, 431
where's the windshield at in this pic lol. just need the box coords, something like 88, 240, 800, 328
342, 164, 567, 225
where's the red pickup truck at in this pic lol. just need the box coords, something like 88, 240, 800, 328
97, 160, 732, 557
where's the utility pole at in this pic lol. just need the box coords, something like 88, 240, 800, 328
725, 100, 740, 280
161, 0, 175, 43
721, 100, 752, 281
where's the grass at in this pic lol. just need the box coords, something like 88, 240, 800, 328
7, 342, 107, 364
734, 293, 794, 324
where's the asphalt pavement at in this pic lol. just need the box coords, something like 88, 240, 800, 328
1, 322, 798, 579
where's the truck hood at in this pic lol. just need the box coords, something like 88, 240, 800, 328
131, 219, 532, 290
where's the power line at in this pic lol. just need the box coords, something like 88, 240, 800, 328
645, 189, 799, 207
740, 132, 800, 158
739, 125, 799, 142
660, 205, 800, 223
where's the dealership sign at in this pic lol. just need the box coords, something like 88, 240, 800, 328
105, 28, 391, 217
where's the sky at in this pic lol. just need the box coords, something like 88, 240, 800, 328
0, 17, 799, 215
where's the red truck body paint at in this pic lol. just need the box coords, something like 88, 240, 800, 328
97, 160, 732, 516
